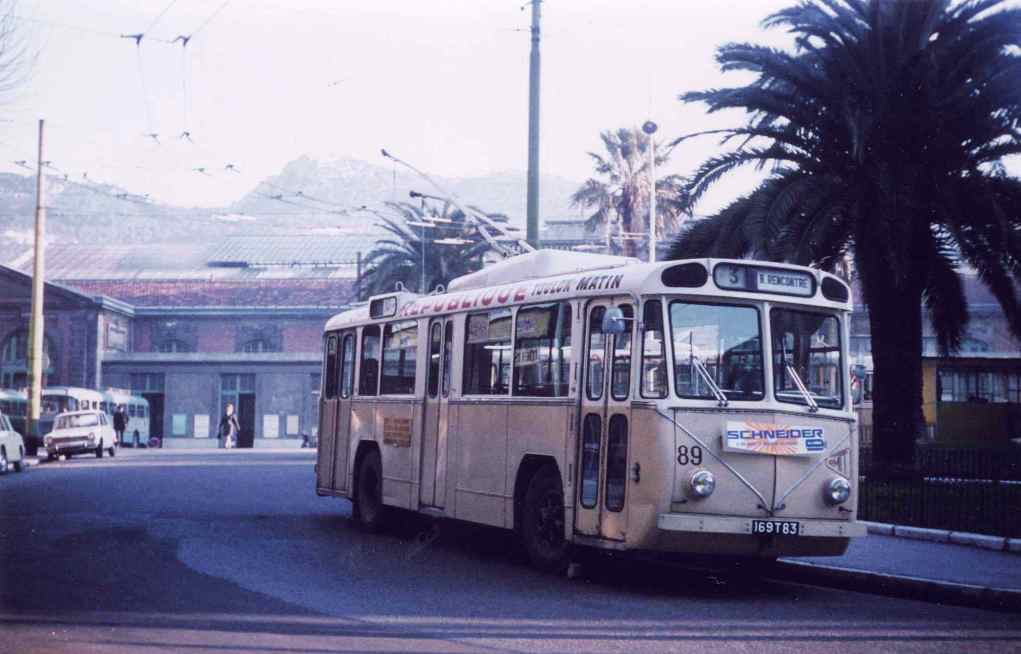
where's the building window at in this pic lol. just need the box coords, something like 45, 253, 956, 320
1, 330, 55, 389
939, 368, 1021, 404
130, 373, 165, 393
156, 340, 189, 353
242, 339, 274, 353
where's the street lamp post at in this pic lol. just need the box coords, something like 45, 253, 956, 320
642, 121, 659, 263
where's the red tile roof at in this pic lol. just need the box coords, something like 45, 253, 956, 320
65, 278, 354, 308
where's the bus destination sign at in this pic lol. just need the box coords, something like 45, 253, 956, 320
713, 263, 814, 298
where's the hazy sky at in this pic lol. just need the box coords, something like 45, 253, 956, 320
5, 0, 1013, 217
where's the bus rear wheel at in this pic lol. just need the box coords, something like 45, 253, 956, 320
521, 464, 570, 574
354, 449, 388, 531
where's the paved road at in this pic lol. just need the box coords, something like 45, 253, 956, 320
1, 449, 1019, 653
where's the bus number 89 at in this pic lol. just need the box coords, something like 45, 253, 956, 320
677, 445, 703, 466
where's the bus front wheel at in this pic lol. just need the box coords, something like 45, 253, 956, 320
354, 449, 388, 531
521, 464, 570, 574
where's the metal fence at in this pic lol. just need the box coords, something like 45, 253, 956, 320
858, 446, 1021, 538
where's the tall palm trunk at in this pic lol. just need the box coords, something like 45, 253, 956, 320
866, 278, 925, 468
620, 189, 636, 259
856, 202, 927, 470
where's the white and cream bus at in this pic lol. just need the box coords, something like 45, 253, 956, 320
316, 251, 865, 571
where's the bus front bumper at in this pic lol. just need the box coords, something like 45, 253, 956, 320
657, 513, 867, 539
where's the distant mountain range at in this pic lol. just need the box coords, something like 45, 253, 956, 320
0, 158, 584, 262
233, 156, 583, 227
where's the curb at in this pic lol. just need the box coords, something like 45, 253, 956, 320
773, 560, 1021, 614
861, 520, 1020, 555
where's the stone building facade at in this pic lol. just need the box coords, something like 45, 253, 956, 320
2, 234, 360, 448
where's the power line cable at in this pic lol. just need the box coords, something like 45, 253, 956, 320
188, 0, 231, 39
144, 0, 180, 37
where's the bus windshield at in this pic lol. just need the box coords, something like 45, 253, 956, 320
771, 309, 843, 409
670, 302, 764, 401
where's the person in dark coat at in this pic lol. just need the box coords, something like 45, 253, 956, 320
113, 405, 129, 446
219, 403, 241, 449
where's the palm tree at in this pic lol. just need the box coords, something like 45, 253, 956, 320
571, 127, 690, 259
667, 0, 1021, 468
357, 201, 492, 299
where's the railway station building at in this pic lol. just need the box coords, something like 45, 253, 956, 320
1, 234, 368, 447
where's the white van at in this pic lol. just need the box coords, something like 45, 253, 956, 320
42, 410, 117, 460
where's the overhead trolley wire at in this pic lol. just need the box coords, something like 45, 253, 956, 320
143, 0, 180, 37
188, 0, 231, 39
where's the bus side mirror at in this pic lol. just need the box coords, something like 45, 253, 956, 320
602, 307, 630, 334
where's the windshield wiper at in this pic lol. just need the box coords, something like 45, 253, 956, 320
780, 344, 818, 412
687, 343, 728, 407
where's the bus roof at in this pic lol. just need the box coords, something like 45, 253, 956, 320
448, 250, 638, 292
325, 256, 853, 333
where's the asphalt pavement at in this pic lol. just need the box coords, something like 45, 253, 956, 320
1, 448, 1019, 653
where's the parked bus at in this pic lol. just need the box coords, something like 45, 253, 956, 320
0, 389, 27, 437
315, 252, 864, 571
0, 387, 148, 453
101, 388, 151, 446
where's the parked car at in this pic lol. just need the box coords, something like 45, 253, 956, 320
0, 410, 26, 474
41, 410, 117, 460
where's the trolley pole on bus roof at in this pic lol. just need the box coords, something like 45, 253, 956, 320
27, 119, 46, 441
525, 0, 542, 249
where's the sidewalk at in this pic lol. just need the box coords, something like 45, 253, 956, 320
777, 533, 1021, 612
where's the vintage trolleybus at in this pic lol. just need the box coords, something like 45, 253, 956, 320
316, 252, 865, 571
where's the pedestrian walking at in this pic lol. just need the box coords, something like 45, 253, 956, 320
113, 405, 129, 447
219, 403, 241, 449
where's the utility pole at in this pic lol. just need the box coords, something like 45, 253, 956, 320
27, 119, 46, 441
525, 0, 542, 249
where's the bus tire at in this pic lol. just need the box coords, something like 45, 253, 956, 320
354, 448, 387, 531
95, 440, 104, 458
521, 464, 570, 574
13, 447, 24, 472
0, 447, 7, 474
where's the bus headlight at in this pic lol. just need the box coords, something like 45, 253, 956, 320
87, 432, 96, 443
825, 477, 851, 505
689, 470, 716, 498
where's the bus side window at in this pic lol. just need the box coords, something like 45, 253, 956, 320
340, 333, 356, 399
463, 309, 512, 395
442, 322, 453, 397
512, 302, 572, 398
605, 414, 628, 511
641, 300, 668, 398
324, 334, 339, 399
587, 306, 606, 401
580, 413, 602, 508
359, 325, 381, 396
611, 305, 634, 400
381, 321, 418, 395
427, 322, 442, 398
